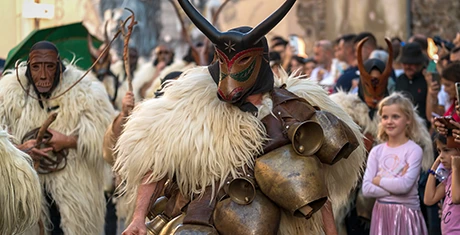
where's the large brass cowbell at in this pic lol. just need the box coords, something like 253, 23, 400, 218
287, 121, 324, 156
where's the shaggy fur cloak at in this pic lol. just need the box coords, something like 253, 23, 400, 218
0, 127, 42, 235
0, 63, 115, 235
131, 62, 158, 101
114, 67, 366, 234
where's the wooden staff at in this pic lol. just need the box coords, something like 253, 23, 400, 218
32, 112, 58, 169
120, 8, 137, 92
36, 113, 58, 146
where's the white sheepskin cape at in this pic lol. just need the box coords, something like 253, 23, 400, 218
114, 67, 366, 234
0, 63, 115, 235
0, 127, 42, 235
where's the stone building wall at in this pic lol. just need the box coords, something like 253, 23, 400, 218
411, 0, 460, 41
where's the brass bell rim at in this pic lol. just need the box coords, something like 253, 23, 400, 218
227, 177, 257, 205
294, 196, 328, 219
289, 121, 324, 156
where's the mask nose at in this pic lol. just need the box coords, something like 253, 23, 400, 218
40, 66, 47, 80
231, 91, 243, 103
217, 88, 243, 104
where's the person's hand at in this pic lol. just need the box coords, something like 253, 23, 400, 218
434, 118, 448, 135
317, 69, 325, 82
452, 156, 460, 170
17, 139, 53, 160
450, 120, 460, 143
372, 175, 382, 186
427, 76, 440, 99
47, 129, 77, 152
431, 156, 442, 171
122, 91, 135, 117
122, 217, 147, 235
155, 61, 167, 71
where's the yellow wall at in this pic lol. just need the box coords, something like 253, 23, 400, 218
0, 0, 94, 59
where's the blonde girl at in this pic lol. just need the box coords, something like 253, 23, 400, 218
362, 92, 428, 234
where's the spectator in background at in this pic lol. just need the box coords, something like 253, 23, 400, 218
423, 134, 460, 235
270, 36, 291, 71
303, 58, 316, 78
362, 93, 428, 235
310, 40, 338, 92
290, 55, 306, 77
334, 34, 358, 93
395, 42, 429, 126
355, 32, 378, 62
269, 51, 282, 77
409, 34, 429, 60
450, 46, 460, 62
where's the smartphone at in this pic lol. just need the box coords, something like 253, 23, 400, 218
289, 35, 299, 55
435, 116, 456, 129
456, 82, 460, 102
432, 72, 441, 84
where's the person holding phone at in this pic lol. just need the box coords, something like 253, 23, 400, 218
434, 62, 460, 130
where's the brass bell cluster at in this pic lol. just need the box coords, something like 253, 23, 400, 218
255, 145, 328, 219
287, 110, 359, 165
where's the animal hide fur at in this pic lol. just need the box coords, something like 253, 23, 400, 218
114, 67, 366, 234
0, 63, 115, 235
132, 62, 158, 101
0, 127, 42, 235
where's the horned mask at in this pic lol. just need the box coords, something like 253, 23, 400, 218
178, 0, 296, 112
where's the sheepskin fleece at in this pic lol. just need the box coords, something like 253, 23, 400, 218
0, 63, 115, 235
0, 127, 42, 235
330, 91, 434, 171
132, 62, 157, 101
114, 67, 366, 234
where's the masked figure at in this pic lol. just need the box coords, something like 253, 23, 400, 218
114, 1, 366, 234
0, 41, 115, 234
133, 44, 175, 101
329, 38, 433, 234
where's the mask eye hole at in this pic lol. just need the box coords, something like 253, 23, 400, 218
218, 56, 225, 64
47, 64, 56, 69
239, 56, 251, 65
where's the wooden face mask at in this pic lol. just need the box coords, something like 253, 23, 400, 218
28, 49, 59, 94
216, 47, 264, 103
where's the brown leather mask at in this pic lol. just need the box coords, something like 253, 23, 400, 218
28, 49, 59, 94
357, 37, 393, 109
216, 47, 264, 102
